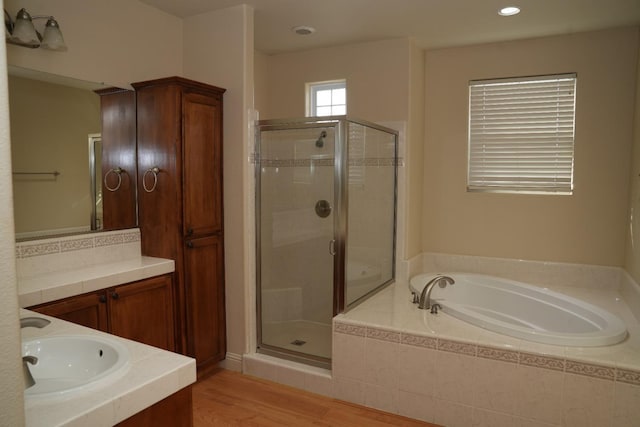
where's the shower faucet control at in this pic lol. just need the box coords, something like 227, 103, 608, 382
315, 200, 332, 218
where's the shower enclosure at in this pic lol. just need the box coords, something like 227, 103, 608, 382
256, 116, 398, 368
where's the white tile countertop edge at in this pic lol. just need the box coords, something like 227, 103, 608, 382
21, 308, 196, 427
18, 257, 175, 308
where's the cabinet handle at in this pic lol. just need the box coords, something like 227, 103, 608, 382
186, 227, 193, 236
142, 167, 160, 193
104, 167, 124, 192
111, 291, 119, 300
99, 294, 107, 303
186, 241, 194, 249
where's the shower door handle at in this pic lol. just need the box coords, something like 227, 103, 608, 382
329, 239, 336, 256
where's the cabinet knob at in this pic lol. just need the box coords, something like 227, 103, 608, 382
186, 227, 193, 236
186, 241, 194, 249
99, 294, 107, 303
111, 291, 120, 300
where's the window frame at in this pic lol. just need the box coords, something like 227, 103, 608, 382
306, 79, 347, 117
467, 73, 577, 195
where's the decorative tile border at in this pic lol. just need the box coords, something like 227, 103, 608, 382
520, 352, 565, 371
60, 237, 94, 253
20, 242, 60, 258
334, 322, 366, 337
401, 333, 437, 349
616, 368, 640, 386
16, 229, 140, 259
366, 328, 400, 343
438, 338, 477, 356
477, 345, 518, 364
258, 157, 403, 168
565, 360, 616, 381
95, 233, 125, 247
333, 320, 640, 383
122, 232, 141, 243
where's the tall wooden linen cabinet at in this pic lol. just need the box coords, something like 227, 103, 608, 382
132, 77, 226, 377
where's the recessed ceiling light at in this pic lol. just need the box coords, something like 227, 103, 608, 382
498, 6, 521, 16
292, 26, 316, 36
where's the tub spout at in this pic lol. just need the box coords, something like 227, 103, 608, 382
418, 275, 454, 310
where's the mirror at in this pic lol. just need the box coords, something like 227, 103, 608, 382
8, 66, 137, 240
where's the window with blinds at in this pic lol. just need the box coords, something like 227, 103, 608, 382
467, 73, 577, 194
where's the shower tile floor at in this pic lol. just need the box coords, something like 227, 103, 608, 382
262, 320, 332, 360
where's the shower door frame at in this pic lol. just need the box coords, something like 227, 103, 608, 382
255, 117, 344, 368
254, 116, 398, 368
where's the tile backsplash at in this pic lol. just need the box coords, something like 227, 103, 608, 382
15, 229, 141, 279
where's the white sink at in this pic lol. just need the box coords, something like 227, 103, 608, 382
23, 335, 130, 397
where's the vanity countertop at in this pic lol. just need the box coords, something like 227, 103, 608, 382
21, 308, 196, 427
18, 256, 175, 308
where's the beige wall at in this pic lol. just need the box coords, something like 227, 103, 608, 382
261, 38, 411, 122
183, 5, 254, 358
9, 76, 100, 234
406, 44, 425, 260
626, 47, 640, 283
254, 51, 269, 119
5, 0, 183, 88
423, 27, 639, 266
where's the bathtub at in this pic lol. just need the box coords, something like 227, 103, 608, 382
409, 273, 627, 346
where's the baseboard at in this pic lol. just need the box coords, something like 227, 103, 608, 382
218, 352, 242, 372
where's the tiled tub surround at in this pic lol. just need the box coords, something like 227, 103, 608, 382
21, 308, 195, 427
244, 254, 640, 427
333, 278, 640, 426
15, 229, 175, 307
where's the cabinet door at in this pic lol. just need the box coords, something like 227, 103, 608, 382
32, 292, 108, 332
97, 88, 137, 230
136, 84, 182, 260
184, 235, 226, 370
182, 92, 223, 237
109, 275, 176, 352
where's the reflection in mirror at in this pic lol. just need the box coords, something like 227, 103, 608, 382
8, 66, 137, 241
88, 134, 102, 230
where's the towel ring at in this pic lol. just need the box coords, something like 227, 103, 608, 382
104, 167, 124, 192
143, 167, 160, 193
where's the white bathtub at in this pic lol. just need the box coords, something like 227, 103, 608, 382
409, 273, 628, 347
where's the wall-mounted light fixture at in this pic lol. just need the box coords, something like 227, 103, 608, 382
4, 8, 67, 51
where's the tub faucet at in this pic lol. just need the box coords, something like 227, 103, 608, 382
22, 356, 38, 389
418, 275, 454, 310
20, 317, 51, 329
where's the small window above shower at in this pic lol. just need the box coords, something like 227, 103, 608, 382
306, 79, 346, 117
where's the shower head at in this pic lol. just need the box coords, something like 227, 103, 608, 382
315, 130, 327, 148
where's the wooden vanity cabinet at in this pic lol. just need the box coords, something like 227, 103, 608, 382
31, 291, 109, 332
95, 87, 137, 230
133, 76, 226, 377
30, 274, 175, 352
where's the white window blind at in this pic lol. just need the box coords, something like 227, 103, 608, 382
468, 73, 576, 194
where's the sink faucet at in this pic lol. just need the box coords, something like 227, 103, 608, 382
20, 317, 51, 329
22, 355, 38, 389
417, 275, 454, 310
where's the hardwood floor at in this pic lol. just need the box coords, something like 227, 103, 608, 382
192, 368, 440, 427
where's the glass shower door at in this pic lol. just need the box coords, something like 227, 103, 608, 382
257, 124, 337, 366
